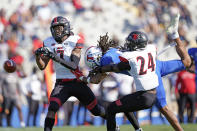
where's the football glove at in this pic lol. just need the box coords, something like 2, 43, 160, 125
35, 47, 46, 56
35, 47, 56, 59
166, 13, 180, 39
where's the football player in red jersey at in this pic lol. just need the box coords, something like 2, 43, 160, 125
35, 16, 106, 131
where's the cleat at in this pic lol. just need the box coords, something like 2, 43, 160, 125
136, 128, 143, 131
116, 125, 120, 131
166, 13, 180, 39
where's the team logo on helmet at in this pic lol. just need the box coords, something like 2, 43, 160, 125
132, 34, 139, 40
125, 31, 148, 51
85, 46, 102, 69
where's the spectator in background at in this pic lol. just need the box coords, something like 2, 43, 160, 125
0, 74, 4, 127
0, 71, 25, 127
114, 73, 135, 124
26, 67, 42, 126
91, 0, 103, 13
76, 101, 89, 125
175, 70, 196, 123
61, 97, 75, 126
0, 9, 9, 27
0, 35, 9, 71
7, 33, 19, 56
99, 73, 119, 125
72, 0, 85, 14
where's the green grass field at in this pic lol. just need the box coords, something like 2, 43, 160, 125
0, 124, 196, 131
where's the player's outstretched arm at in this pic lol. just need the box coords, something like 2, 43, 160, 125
90, 61, 131, 74
80, 73, 108, 84
174, 38, 192, 68
166, 13, 192, 68
47, 47, 81, 70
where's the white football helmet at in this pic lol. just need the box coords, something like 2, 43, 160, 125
85, 46, 102, 69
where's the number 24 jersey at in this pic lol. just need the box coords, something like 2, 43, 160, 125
120, 44, 159, 91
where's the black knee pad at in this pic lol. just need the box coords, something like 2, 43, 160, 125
48, 101, 60, 112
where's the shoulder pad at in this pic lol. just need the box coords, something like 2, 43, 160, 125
43, 37, 56, 47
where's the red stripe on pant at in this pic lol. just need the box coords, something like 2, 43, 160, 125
50, 97, 62, 107
115, 99, 122, 106
86, 99, 97, 110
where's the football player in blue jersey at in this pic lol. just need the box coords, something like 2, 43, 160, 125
188, 47, 197, 82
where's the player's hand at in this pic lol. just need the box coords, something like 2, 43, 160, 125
46, 51, 56, 60
166, 13, 180, 39
34, 47, 45, 56
35, 47, 52, 56
38, 47, 56, 60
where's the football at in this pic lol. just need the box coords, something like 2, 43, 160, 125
3, 59, 16, 73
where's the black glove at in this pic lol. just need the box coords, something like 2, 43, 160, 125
35, 47, 45, 56
47, 51, 56, 60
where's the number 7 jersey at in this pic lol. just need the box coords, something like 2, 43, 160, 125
43, 35, 83, 79
120, 44, 159, 91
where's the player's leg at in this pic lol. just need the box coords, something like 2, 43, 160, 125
15, 100, 25, 127
124, 112, 142, 131
44, 81, 70, 131
107, 91, 156, 131
4, 98, 12, 127
179, 93, 187, 123
74, 82, 106, 118
187, 94, 195, 123
156, 83, 183, 131
166, 13, 191, 68
160, 106, 183, 131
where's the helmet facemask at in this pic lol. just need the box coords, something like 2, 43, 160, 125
51, 25, 64, 42
50, 16, 71, 43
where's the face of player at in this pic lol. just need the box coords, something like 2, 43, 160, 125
53, 25, 64, 39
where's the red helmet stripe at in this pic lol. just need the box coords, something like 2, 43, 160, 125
54, 17, 57, 23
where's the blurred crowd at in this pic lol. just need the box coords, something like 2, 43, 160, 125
0, 0, 197, 127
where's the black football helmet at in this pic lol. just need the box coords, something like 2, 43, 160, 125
124, 31, 148, 51
50, 16, 71, 42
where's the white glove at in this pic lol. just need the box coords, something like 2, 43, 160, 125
166, 13, 180, 39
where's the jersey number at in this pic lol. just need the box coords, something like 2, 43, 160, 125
137, 53, 155, 75
57, 47, 64, 59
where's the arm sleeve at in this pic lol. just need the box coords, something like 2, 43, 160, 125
52, 37, 83, 70
101, 56, 113, 66
53, 54, 80, 70
160, 60, 185, 77
188, 48, 194, 57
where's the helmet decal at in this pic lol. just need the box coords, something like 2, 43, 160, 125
85, 46, 102, 69
125, 31, 148, 51
132, 34, 139, 40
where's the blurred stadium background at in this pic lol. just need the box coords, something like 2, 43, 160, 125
0, 0, 197, 130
